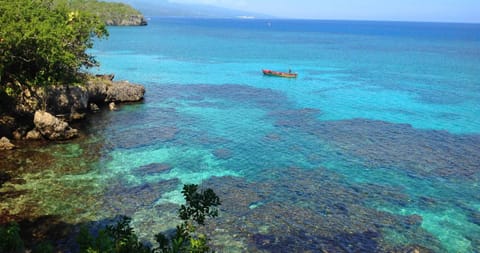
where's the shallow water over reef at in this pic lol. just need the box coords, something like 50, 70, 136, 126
1, 84, 479, 252
2, 19, 480, 252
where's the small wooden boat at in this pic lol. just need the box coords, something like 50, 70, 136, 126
262, 69, 297, 78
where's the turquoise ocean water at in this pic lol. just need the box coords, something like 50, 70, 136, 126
2, 18, 480, 252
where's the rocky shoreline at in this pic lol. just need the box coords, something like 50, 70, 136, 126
105, 15, 148, 26
0, 75, 145, 149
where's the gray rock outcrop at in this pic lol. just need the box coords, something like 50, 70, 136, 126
87, 79, 146, 104
13, 84, 89, 117
105, 15, 147, 26
3, 75, 145, 140
14, 85, 44, 116
9, 77, 144, 118
33, 111, 78, 140
46, 85, 89, 115
106, 81, 145, 102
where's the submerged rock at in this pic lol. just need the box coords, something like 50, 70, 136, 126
0, 137, 15, 150
133, 163, 173, 176
213, 148, 233, 160
103, 179, 179, 216
33, 111, 78, 140
404, 214, 423, 228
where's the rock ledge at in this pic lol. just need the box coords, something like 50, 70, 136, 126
0, 75, 145, 141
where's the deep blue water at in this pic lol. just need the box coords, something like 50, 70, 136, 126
2, 18, 480, 252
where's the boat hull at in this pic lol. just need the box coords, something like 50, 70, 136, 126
262, 69, 297, 78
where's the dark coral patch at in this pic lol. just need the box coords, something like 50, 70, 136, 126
202, 169, 444, 252
102, 178, 179, 217
133, 163, 173, 176
266, 108, 321, 128
331, 230, 380, 253
316, 119, 480, 180
212, 148, 233, 160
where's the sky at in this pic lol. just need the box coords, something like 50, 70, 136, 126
164, 0, 480, 23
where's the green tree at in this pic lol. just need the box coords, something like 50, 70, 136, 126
77, 184, 221, 253
154, 184, 221, 253
0, 0, 108, 87
77, 216, 151, 253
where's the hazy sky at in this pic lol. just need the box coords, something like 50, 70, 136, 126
166, 0, 480, 23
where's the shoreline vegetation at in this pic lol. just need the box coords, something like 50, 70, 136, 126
66, 0, 148, 26
0, 1, 222, 252
0, 0, 147, 150
0, 0, 148, 248
0, 184, 221, 253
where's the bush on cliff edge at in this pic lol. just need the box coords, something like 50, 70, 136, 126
0, 0, 108, 89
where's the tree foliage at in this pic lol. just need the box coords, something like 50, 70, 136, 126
179, 184, 221, 226
77, 184, 221, 253
154, 184, 221, 253
0, 0, 108, 87
77, 216, 151, 253
65, 0, 143, 25
1, 184, 221, 252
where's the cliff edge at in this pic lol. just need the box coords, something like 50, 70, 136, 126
0, 75, 145, 142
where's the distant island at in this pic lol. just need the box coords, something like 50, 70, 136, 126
66, 0, 147, 26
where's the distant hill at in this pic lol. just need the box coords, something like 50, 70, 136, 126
66, 0, 147, 26
115, 0, 272, 19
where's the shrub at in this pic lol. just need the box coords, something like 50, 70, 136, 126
154, 184, 221, 253
0, 184, 221, 253
77, 184, 221, 253
0, 222, 25, 253
0, 0, 108, 87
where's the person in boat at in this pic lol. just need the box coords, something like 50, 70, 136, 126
288, 69, 292, 74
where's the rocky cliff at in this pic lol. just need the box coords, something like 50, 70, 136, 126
105, 15, 147, 26
0, 75, 145, 142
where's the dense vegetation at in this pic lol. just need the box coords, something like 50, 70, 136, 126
0, 0, 108, 88
0, 0, 143, 88
0, 184, 221, 252
66, 0, 144, 25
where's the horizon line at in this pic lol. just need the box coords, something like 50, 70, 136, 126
143, 16, 480, 25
